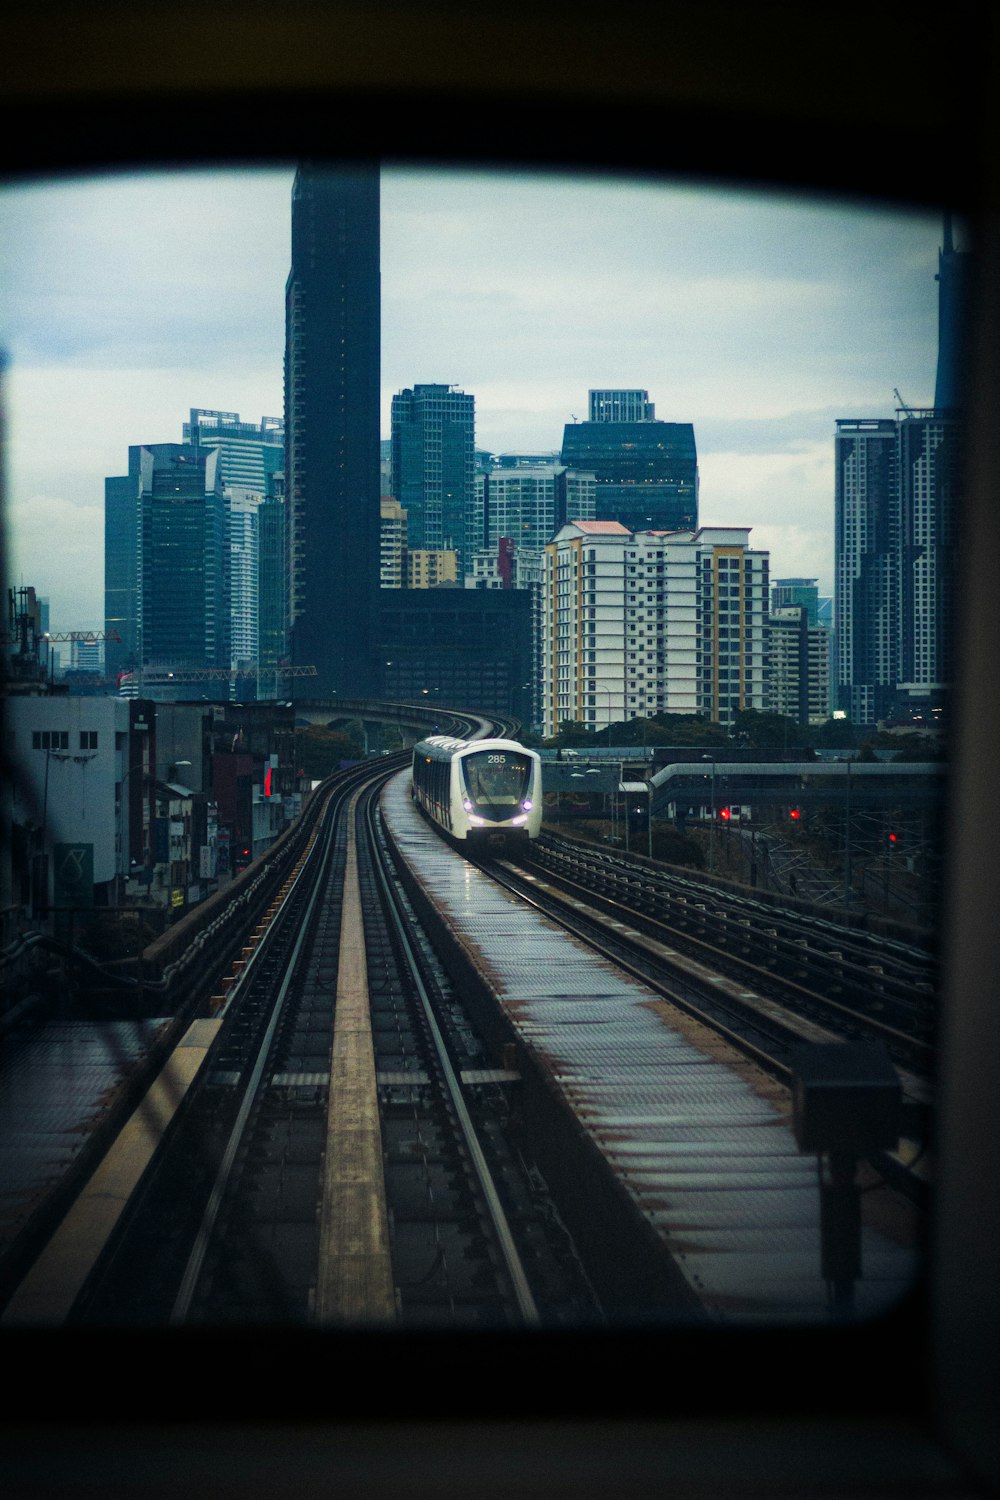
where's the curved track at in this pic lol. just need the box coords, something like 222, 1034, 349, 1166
36, 750, 597, 1328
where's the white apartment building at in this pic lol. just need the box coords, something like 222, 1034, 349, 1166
542, 520, 769, 738
228, 486, 262, 671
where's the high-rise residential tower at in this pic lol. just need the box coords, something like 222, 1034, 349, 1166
896, 408, 960, 708
390, 384, 475, 569
541, 521, 768, 738
284, 165, 381, 697
834, 222, 966, 726
834, 417, 898, 725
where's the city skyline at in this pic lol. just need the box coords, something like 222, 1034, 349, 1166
1, 166, 946, 632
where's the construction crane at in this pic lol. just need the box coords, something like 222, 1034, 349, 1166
42, 629, 121, 643
122, 664, 318, 686
893, 388, 914, 414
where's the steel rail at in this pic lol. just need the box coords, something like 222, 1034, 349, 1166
366, 787, 541, 1327
519, 845, 934, 1070
478, 856, 929, 1204
169, 773, 351, 1324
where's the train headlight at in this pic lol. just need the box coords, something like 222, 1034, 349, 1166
521, 799, 533, 811
463, 799, 473, 811
468, 814, 486, 826
511, 814, 528, 826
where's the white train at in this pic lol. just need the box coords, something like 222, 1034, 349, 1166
411, 736, 543, 848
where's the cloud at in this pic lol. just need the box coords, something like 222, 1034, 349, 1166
3, 166, 944, 630
5, 493, 105, 630
698, 443, 835, 591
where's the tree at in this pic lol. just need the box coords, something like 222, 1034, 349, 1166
732, 707, 802, 750
295, 725, 364, 779
808, 716, 859, 750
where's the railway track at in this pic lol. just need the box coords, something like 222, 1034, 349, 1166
49, 758, 597, 1328
523, 834, 936, 1068
477, 837, 932, 1202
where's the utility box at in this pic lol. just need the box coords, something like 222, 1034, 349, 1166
790, 1041, 901, 1154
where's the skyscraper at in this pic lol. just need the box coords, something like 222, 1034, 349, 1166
834, 221, 966, 726
285, 165, 381, 697
588, 388, 656, 423
834, 418, 898, 725
934, 215, 973, 412
560, 392, 698, 532
896, 408, 959, 707
104, 471, 139, 681
184, 409, 284, 491
390, 383, 475, 569
137, 442, 230, 685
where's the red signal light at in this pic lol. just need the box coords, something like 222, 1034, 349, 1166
719, 806, 731, 821
888, 831, 899, 845
789, 807, 801, 820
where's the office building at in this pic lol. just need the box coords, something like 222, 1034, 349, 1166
104, 443, 230, 691
378, 589, 533, 724
137, 443, 230, 688
70, 636, 103, 674
934, 214, 972, 411
771, 577, 821, 627
541, 521, 768, 738
588, 388, 656, 423
285, 164, 381, 697
560, 394, 698, 533
380, 439, 393, 498
184, 409, 284, 492
104, 471, 140, 682
391, 383, 475, 569
469, 464, 596, 559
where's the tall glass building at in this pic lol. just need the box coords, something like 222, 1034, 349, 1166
390, 384, 475, 570
138, 443, 229, 682
560, 406, 698, 533
285, 165, 381, 697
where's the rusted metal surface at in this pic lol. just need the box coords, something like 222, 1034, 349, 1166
383, 772, 919, 1323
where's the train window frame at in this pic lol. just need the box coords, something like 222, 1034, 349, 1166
1, 2, 997, 1494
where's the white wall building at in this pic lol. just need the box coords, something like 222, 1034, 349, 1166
6, 696, 133, 899
542, 521, 769, 738
228, 486, 263, 672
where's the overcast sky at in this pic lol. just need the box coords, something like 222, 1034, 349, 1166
1, 166, 943, 633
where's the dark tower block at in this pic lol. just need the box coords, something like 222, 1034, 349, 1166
285, 165, 381, 698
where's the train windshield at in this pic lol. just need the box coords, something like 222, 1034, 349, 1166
462, 749, 533, 816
